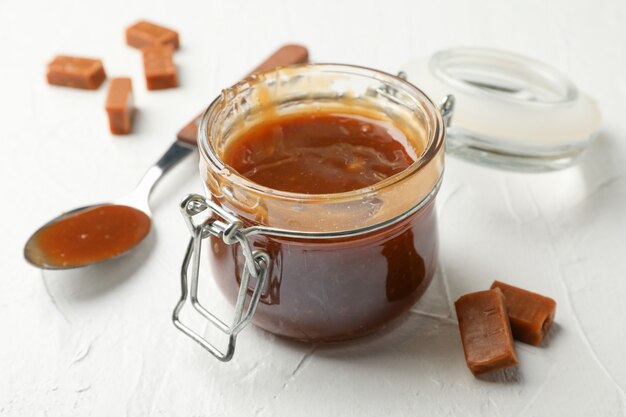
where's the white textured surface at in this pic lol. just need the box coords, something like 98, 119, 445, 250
2, 0, 626, 415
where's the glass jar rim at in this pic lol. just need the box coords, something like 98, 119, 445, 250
198, 63, 445, 203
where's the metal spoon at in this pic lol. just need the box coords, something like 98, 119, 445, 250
23, 44, 309, 270
23, 140, 195, 270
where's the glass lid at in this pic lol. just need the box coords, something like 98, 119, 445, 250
401, 47, 602, 172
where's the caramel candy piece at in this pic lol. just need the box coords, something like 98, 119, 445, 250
455, 288, 518, 375
126, 20, 179, 49
46, 55, 106, 90
491, 281, 556, 346
142, 45, 177, 90
105, 78, 134, 135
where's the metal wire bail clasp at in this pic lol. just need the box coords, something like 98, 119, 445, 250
172, 194, 269, 362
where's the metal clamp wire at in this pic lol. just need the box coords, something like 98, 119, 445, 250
172, 194, 268, 362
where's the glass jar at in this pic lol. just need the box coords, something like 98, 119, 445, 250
174, 64, 451, 361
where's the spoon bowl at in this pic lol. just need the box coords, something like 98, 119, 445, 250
24, 203, 152, 270
24, 141, 194, 270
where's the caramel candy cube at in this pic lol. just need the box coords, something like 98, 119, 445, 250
455, 288, 519, 375
105, 78, 134, 135
126, 20, 179, 49
142, 45, 177, 90
46, 55, 106, 90
491, 281, 556, 346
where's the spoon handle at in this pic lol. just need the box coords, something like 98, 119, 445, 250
129, 140, 195, 208
155, 140, 195, 173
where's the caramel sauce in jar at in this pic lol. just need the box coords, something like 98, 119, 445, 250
222, 112, 418, 194
200, 65, 445, 342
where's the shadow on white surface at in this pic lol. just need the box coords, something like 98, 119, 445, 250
248, 271, 466, 378
539, 321, 561, 349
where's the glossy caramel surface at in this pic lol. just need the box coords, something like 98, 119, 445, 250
223, 112, 418, 194
27, 205, 151, 269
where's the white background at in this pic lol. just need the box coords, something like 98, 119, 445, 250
2, 0, 626, 415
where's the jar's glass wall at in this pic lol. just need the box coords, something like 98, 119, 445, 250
210, 200, 438, 341
199, 65, 445, 341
